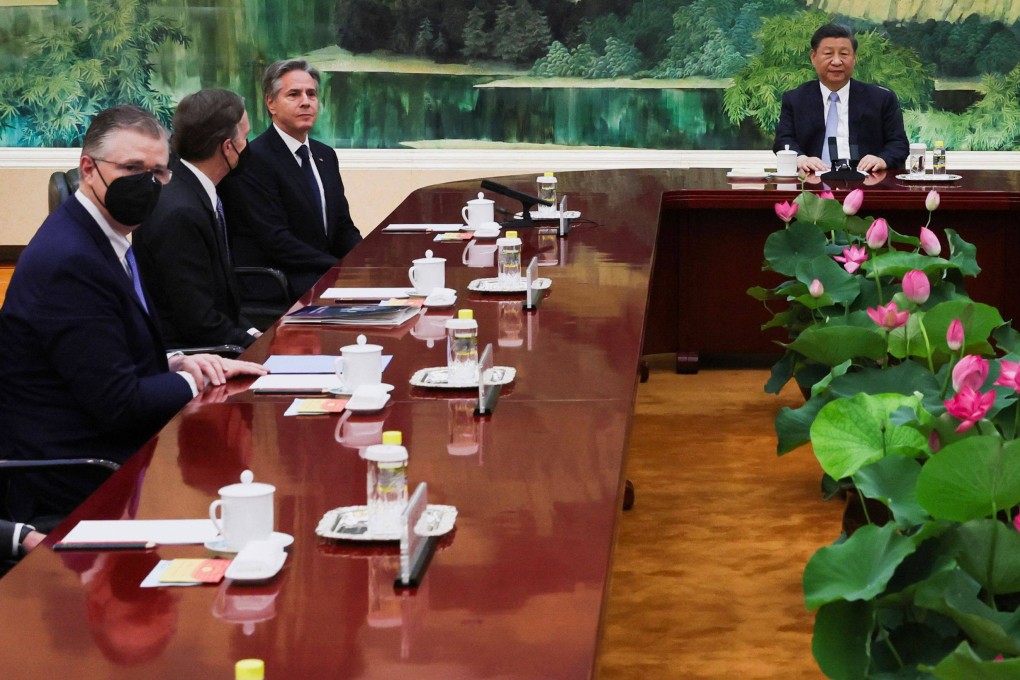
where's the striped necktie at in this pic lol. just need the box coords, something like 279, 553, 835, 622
124, 246, 149, 314
821, 91, 839, 166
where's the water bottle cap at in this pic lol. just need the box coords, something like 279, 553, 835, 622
935, 140, 944, 145
506, 231, 517, 239
458, 309, 473, 320
544, 171, 554, 177
382, 431, 402, 445
235, 659, 265, 680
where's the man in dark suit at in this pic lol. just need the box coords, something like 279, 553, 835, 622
0, 105, 266, 522
220, 59, 362, 300
773, 23, 909, 174
134, 89, 260, 349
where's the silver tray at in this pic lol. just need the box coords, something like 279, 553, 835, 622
315, 504, 458, 542
467, 277, 551, 294
895, 173, 962, 183
409, 365, 515, 389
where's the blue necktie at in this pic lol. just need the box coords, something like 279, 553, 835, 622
296, 145, 325, 233
215, 196, 232, 267
124, 246, 149, 314
821, 92, 839, 166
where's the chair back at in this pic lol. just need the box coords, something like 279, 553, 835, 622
47, 169, 81, 214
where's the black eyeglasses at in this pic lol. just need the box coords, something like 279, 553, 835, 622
91, 157, 173, 185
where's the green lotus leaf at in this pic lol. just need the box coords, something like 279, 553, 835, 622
796, 190, 848, 230
796, 254, 861, 305
811, 600, 874, 680
927, 641, 1020, 679
785, 325, 887, 367
853, 456, 929, 529
916, 437, 1020, 522
862, 250, 954, 279
810, 393, 929, 480
919, 300, 1004, 359
951, 519, 1020, 596
829, 362, 941, 400
915, 570, 1020, 657
803, 523, 917, 610
764, 220, 828, 277
947, 229, 981, 278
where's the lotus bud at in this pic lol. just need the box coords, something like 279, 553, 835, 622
901, 270, 930, 304
809, 279, 824, 298
819, 190, 835, 200
925, 189, 940, 212
946, 319, 963, 351
919, 226, 941, 256
866, 218, 888, 249
774, 201, 798, 223
952, 354, 989, 392
842, 188, 863, 215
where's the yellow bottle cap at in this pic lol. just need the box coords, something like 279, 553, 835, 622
935, 140, 944, 145
506, 231, 518, 239
458, 309, 474, 320
382, 431, 402, 445
544, 171, 554, 177
235, 659, 265, 680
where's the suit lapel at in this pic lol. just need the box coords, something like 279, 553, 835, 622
310, 143, 333, 237
268, 126, 324, 230
847, 79, 864, 145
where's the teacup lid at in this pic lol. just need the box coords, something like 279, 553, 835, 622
468, 192, 493, 204
218, 469, 275, 497
341, 333, 382, 354
776, 144, 797, 156
414, 248, 446, 264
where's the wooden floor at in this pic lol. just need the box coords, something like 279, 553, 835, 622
598, 357, 840, 679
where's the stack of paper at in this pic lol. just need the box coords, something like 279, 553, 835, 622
282, 304, 419, 327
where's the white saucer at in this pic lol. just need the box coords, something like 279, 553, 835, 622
204, 531, 294, 554
472, 228, 501, 239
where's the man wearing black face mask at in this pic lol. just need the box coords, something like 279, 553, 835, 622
133, 89, 261, 348
0, 105, 267, 524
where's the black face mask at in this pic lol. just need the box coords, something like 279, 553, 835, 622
95, 166, 162, 226
223, 140, 250, 179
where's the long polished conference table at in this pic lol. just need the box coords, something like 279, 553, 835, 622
3, 167, 1018, 677
0, 169, 678, 679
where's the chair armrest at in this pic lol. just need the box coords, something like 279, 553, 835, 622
0, 458, 121, 472
167, 345, 245, 358
234, 266, 291, 300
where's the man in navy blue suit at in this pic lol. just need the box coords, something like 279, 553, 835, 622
772, 23, 909, 175
220, 59, 362, 300
0, 105, 266, 522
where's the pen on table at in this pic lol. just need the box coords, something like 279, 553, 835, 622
53, 541, 157, 552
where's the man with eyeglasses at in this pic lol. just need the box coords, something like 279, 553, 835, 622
0, 105, 267, 525
133, 89, 261, 349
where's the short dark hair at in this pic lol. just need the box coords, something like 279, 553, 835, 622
81, 105, 168, 158
171, 89, 245, 162
810, 23, 857, 52
262, 59, 321, 102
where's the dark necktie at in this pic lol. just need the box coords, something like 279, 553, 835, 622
124, 246, 149, 314
296, 145, 325, 233
821, 91, 839, 166
215, 196, 232, 267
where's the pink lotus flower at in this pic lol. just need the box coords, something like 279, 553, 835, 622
1014, 515, 1020, 533
952, 355, 989, 392
946, 319, 964, 351
919, 226, 941, 256
867, 302, 909, 331
866, 218, 889, 249
774, 201, 798, 223
842, 189, 863, 215
945, 386, 994, 433
926, 190, 940, 212
819, 190, 835, 200
995, 360, 1020, 392
809, 279, 824, 298
834, 245, 868, 273
901, 270, 930, 304
928, 430, 941, 454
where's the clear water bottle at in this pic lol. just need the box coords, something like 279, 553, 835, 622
933, 141, 946, 175
364, 431, 409, 538
536, 172, 557, 215
497, 230, 522, 283
446, 309, 479, 383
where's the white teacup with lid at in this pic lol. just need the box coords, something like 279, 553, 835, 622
775, 144, 798, 177
408, 249, 446, 295
461, 192, 495, 228
209, 470, 275, 553
337, 334, 383, 392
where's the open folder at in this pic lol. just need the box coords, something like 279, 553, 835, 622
282, 304, 419, 327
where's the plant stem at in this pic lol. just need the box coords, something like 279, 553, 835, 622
940, 351, 956, 400
918, 321, 935, 374
1013, 399, 1020, 440
859, 488, 873, 526
883, 633, 905, 668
